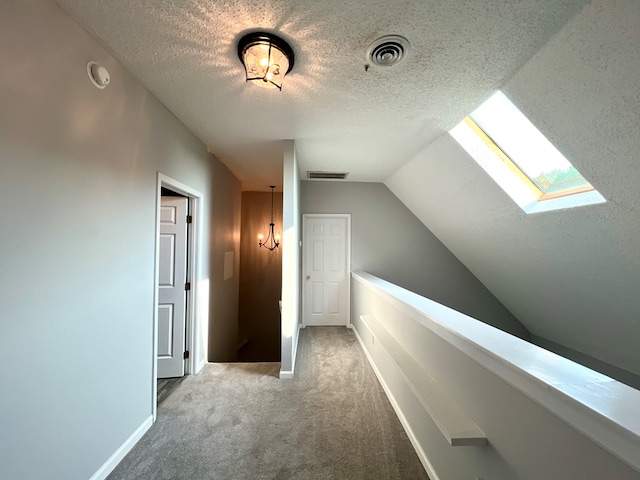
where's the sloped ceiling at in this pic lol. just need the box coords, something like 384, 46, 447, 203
57, 0, 587, 191
388, 0, 640, 375
56, 1, 639, 376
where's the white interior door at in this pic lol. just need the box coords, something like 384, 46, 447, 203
303, 215, 351, 326
157, 196, 188, 378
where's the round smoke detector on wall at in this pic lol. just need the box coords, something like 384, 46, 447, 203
87, 61, 110, 89
365, 35, 410, 68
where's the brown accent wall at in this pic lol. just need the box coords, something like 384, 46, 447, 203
208, 160, 242, 362
237, 191, 283, 361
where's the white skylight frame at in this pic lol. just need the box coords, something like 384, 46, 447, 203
450, 91, 605, 214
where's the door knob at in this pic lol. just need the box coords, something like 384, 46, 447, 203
306, 275, 311, 280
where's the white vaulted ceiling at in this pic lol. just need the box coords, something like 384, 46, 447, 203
54, 0, 640, 383
385, 0, 640, 379
57, 0, 588, 191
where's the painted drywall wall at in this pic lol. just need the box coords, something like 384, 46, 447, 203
0, 1, 240, 478
352, 274, 640, 480
386, 0, 640, 381
237, 191, 283, 361
301, 181, 529, 339
531, 335, 640, 390
281, 141, 302, 377
208, 159, 242, 362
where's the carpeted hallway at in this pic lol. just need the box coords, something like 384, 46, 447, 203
108, 327, 429, 479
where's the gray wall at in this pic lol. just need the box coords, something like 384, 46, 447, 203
387, 0, 640, 382
301, 181, 529, 339
281, 141, 302, 376
238, 191, 283, 362
0, 1, 240, 478
531, 335, 640, 390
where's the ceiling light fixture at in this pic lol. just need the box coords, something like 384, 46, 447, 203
258, 186, 280, 251
238, 32, 294, 91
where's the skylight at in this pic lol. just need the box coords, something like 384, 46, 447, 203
450, 91, 605, 213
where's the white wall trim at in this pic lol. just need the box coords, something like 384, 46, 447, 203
196, 359, 207, 374
89, 415, 153, 480
353, 271, 640, 474
352, 323, 441, 480
154, 173, 205, 420
292, 323, 303, 374
280, 324, 302, 379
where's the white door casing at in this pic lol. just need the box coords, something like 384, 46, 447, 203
157, 196, 188, 378
302, 214, 351, 326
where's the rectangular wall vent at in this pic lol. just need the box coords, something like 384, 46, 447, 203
307, 171, 349, 180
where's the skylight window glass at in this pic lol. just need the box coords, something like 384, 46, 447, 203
470, 92, 589, 195
450, 91, 605, 214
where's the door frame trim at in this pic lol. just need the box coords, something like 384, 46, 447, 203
301, 214, 352, 328
152, 173, 203, 421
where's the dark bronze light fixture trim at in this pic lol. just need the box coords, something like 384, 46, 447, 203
258, 186, 280, 251
237, 32, 295, 91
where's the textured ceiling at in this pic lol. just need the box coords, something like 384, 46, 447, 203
57, 0, 588, 191
387, 0, 640, 374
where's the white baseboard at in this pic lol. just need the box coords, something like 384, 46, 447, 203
352, 324, 441, 480
89, 415, 153, 480
291, 324, 302, 372
280, 324, 302, 379
196, 358, 207, 374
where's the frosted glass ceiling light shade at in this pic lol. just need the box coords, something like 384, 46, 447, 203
238, 32, 294, 91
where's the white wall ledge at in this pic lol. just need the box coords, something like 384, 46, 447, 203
361, 314, 487, 446
352, 271, 640, 473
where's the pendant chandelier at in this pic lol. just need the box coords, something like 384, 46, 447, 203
237, 32, 295, 91
258, 186, 280, 251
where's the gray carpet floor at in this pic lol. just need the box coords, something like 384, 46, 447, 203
108, 327, 429, 480
157, 376, 187, 405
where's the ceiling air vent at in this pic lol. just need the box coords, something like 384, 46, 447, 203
307, 171, 349, 180
365, 35, 410, 67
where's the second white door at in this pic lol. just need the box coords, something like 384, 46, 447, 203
157, 196, 188, 378
303, 214, 351, 326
